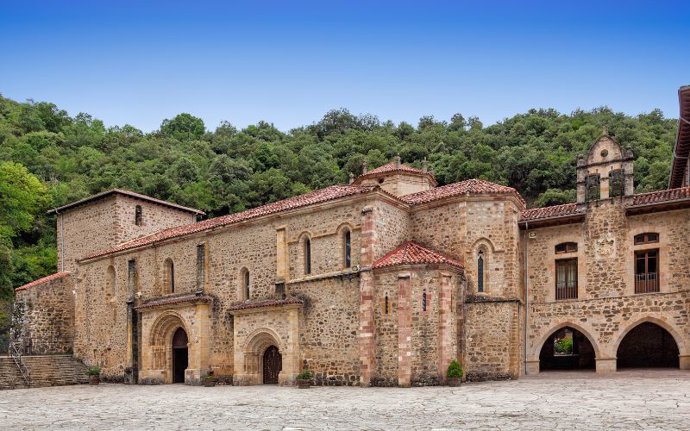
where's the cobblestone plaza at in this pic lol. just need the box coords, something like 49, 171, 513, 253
1, 371, 689, 430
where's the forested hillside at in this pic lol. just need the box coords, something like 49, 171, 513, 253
0, 94, 677, 299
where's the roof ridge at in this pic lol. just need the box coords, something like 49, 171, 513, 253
15, 271, 71, 291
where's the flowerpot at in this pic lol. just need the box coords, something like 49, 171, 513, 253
447, 377, 461, 387
297, 379, 311, 389
89, 375, 100, 385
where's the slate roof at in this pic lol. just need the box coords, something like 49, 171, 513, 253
47, 189, 205, 215
81, 184, 375, 260
401, 179, 524, 206
227, 297, 304, 312
135, 293, 213, 310
15, 272, 70, 291
373, 241, 464, 270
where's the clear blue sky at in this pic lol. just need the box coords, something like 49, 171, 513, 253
1, 1, 689, 132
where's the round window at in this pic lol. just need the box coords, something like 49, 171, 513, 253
600, 149, 608, 158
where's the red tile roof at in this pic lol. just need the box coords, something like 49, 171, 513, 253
373, 241, 464, 270
135, 293, 213, 310
15, 272, 70, 292
401, 179, 524, 206
669, 86, 690, 189
355, 161, 437, 185
631, 186, 690, 206
227, 296, 304, 312
81, 184, 375, 260
520, 203, 582, 222
48, 188, 204, 215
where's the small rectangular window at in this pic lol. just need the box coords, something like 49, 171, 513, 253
555, 258, 577, 300
585, 174, 600, 202
275, 282, 285, 300
135, 205, 143, 226
196, 243, 206, 292
609, 169, 624, 197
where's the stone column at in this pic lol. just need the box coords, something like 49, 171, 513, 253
398, 273, 412, 387
186, 302, 211, 384
437, 272, 453, 382
596, 357, 617, 373
680, 355, 690, 370
358, 205, 376, 386
279, 307, 300, 385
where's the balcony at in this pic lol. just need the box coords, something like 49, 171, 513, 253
635, 272, 659, 294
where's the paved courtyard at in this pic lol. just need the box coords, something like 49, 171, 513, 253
1, 370, 689, 430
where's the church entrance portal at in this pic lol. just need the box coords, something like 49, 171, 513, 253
172, 327, 188, 383
262, 345, 282, 384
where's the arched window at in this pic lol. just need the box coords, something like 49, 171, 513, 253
422, 289, 427, 311
164, 258, 175, 293
106, 266, 116, 300
555, 242, 578, 254
477, 251, 485, 293
634, 232, 659, 245
135, 205, 143, 226
343, 229, 352, 268
304, 237, 312, 275
241, 268, 250, 300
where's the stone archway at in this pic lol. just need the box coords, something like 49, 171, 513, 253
539, 326, 596, 371
239, 329, 285, 385
616, 322, 680, 369
149, 312, 189, 384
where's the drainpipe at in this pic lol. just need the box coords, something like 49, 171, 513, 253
523, 221, 529, 375
57, 209, 65, 272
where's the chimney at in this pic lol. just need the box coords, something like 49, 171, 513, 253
394, 155, 401, 168
422, 158, 428, 173
362, 161, 368, 174
348, 172, 355, 184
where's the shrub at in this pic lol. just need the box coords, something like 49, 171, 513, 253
554, 337, 573, 354
297, 368, 312, 380
447, 360, 463, 378
87, 365, 101, 376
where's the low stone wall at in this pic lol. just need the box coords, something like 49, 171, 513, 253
14, 274, 75, 355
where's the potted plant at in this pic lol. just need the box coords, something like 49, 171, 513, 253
296, 368, 312, 389
203, 371, 217, 387
446, 360, 463, 387
87, 366, 101, 385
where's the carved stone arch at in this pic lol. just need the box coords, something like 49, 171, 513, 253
298, 231, 313, 275
471, 237, 496, 254
149, 311, 188, 347
612, 315, 688, 359
163, 258, 175, 294
470, 238, 495, 294
336, 222, 354, 269
241, 328, 285, 382
239, 267, 250, 300
531, 321, 601, 362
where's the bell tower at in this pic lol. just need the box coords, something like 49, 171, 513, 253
576, 129, 634, 204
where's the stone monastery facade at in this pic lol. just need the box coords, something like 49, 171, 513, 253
14, 87, 690, 386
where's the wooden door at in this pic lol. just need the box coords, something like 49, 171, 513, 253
262, 345, 281, 384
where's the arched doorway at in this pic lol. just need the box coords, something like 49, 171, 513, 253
617, 322, 679, 369
172, 328, 188, 383
262, 345, 282, 384
539, 327, 595, 371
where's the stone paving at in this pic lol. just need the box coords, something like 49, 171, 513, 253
1, 370, 689, 430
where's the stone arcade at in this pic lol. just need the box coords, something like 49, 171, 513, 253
13, 87, 690, 386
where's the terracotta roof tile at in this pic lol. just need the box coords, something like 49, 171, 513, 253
355, 161, 437, 185
520, 203, 581, 222
373, 241, 464, 270
227, 297, 303, 312
401, 179, 524, 206
136, 293, 213, 310
82, 185, 375, 260
15, 272, 70, 292
48, 188, 204, 215
631, 186, 690, 206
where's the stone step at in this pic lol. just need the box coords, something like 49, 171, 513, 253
0, 355, 89, 390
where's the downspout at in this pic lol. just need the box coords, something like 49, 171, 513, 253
523, 221, 529, 375
57, 209, 65, 272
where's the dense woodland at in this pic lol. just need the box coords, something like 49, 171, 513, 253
0, 94, 677, 305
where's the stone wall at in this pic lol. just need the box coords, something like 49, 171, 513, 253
525, 200, 690, 373
14, 275, 74, 355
